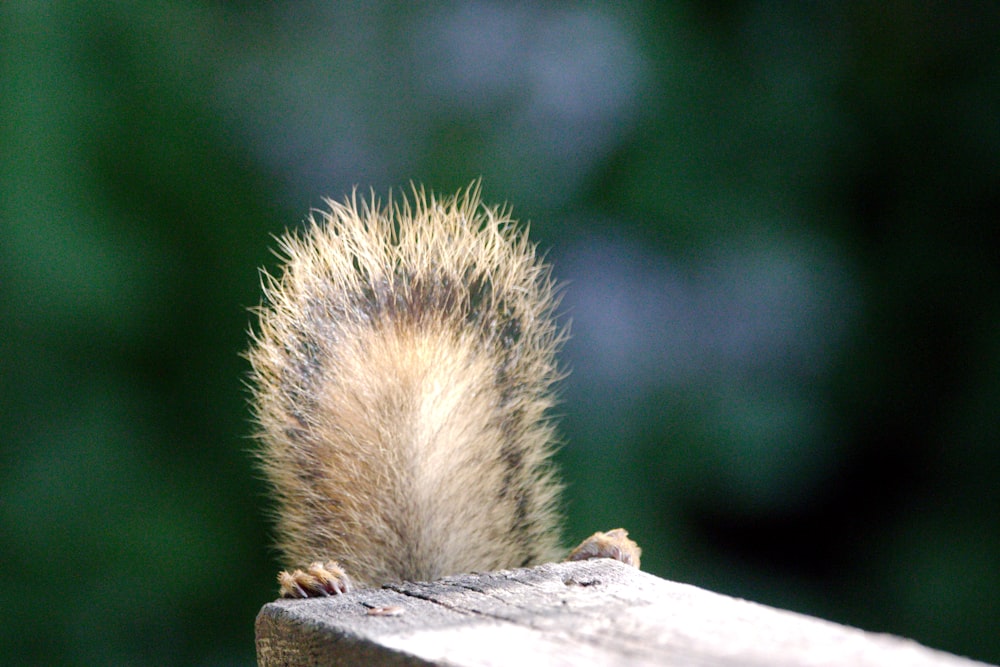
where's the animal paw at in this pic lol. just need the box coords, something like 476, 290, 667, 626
566, 528, 641, 569
277, 561, 353, 598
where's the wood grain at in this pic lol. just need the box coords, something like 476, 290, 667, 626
256, 558, 992, 667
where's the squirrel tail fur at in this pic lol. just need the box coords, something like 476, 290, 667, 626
247, 183, 567, 588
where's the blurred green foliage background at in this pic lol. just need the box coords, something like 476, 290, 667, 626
2, 2, 998, 665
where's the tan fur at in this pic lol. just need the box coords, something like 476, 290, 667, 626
247, 183, 566, 587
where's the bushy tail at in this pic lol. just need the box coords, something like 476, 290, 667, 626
247, 183, 566, 586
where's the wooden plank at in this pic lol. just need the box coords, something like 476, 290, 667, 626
256, 558, 992, 667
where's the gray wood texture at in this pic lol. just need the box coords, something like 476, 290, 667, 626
256, 558, 992, 667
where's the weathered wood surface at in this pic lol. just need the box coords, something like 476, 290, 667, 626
256, 558, 992, 667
